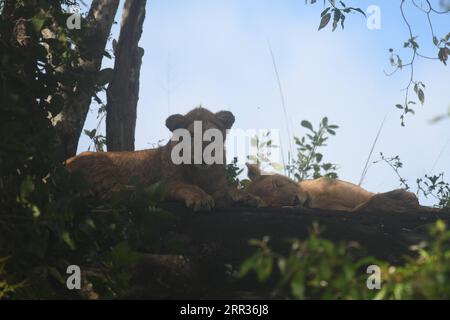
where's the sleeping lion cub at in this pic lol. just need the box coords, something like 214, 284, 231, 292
66, 107, 258, 211
245, 163, 420, 212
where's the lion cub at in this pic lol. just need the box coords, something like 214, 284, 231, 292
245, 163, 421, 212
245, 163, 374, 211
66, 107, 256, 211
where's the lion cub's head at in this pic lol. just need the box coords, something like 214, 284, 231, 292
245, 163, 308, 207
166, 107, 235, 169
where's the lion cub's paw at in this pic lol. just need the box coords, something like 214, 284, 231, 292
184, 191, 215, 212
233, 191, 263, 208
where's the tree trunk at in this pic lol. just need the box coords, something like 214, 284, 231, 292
51, 0, 120, 159
106, 0, 146, 152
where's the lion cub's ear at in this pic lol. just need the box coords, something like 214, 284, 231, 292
246, 162, 261, 181
166, 114, 186, 132
215, 111, 235, 129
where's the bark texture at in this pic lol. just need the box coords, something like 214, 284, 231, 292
52, 0, 120, 159
106, 0, 147, 152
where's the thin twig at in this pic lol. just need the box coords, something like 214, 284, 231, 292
267, 39, 293, 167
358, 112, 389, 186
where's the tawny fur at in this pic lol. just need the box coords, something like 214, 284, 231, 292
298, 177, 374, 211
244, 163, 420, 212
245, 164, 308, 207
66, 107, 259, 211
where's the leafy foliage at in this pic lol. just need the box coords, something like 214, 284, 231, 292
311, 1, 366, 32
308, 0, 450, 126
226, 157, 244, 187
0, 1, 174, 299
244, 119, 340, 181
240, 220, 450, 300
374, 153, 450, 208
1, 0, 79, 296
247, 131, 283, 173
84, 104, 107, 152
383, 3, 449, 126
288, 118, 339, 181
373, 153, 409, 190
240, 223, 379, 299
375, 220, 450, 299
417, 173, 450, 208
1, 165, 172, 299
0, 257, 24, 299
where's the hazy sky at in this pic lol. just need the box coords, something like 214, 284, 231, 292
78, 0, 449, 205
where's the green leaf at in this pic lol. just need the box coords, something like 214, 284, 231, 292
240, 179, 251, 188
31, 205, 40, 218
340, 14, 346, 29
85, 218, 96, 230
109, 241, 138, 268
31, 13, 48, 32
435, 219, 446, 232
318, 13, 331, 31
240, 255, 257, 278
301, 120, 313, 131
438, 47, 448, 66
256, 256, 273, 282
84, 129, 97, 139
352, 7, 367, 17
320, 7, 331, 17
62, 232, 76, 250
332, 9, 341, 32
445, 32, 450, 42
20, 176, 35, 202
433, 36, 439, 46
418, 89, 425, 105
291, 273, 305, 299
315, 153, 323, 163
397, 55, 403, 69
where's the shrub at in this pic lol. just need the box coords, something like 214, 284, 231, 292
288, 118, 339, 181
240, 220, 450, 300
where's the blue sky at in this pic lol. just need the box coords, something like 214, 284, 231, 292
78, 0, 449, 205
